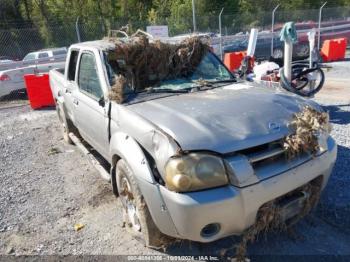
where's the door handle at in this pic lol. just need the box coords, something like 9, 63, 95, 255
65, 88, 72, 94
73, 99, 79, 106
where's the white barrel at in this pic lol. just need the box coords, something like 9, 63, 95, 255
284, 39, 293, 81
247, 28, 258, 57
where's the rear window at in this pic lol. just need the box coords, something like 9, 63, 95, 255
38, 52, 49, 58
53, 49, 67, 56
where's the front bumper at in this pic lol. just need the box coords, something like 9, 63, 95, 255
156, 137, 337, 242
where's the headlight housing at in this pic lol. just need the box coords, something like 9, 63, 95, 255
164, 153, 228, 192
317, 110, 331, 154
317, 130, 329, 154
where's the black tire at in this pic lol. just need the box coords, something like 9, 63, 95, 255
291, 63, 310, 90
280, 66, 325, 97
115, 159, 168, 249
292, 64, 325, 95
56, 104, 73, 144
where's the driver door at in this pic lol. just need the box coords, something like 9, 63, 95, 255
72, 51, 109, 158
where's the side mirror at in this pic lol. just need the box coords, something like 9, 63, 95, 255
98, 97, 105, 107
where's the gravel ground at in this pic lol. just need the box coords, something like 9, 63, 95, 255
315, 61, 350, 103
0, 97, 349, 260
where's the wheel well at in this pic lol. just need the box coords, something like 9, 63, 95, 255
112, 154, 121, 167
59, 103, 80, 137
111, 154, 121, 196
110, 144, 164, 197
139, 145, 164, 185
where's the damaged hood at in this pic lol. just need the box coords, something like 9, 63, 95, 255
128, 83, 318, 153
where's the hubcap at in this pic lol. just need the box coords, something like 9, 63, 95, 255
120, 177, 141, 232
273, 49, 283, 59
298, 45, 309, 56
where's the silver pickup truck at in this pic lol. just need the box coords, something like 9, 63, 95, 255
49, 39, 337, 248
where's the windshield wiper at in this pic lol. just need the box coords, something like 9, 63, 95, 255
192, 78, 237, 91
210, 78, 237, 84
138, 88, 191, 94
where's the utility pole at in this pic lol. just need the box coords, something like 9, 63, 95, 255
192, 0, 197, 32
219, 8, 224, 60
271, 4, 280, 57
75, 17, 81, 42
318, 2, 327, 50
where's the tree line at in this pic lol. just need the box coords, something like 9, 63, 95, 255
2, 0, 350, 30
1, 0, 350, 58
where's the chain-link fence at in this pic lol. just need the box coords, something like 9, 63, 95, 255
1, 6, 349, 59
0, 6, 349, 101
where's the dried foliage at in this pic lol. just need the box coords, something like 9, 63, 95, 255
105, 35, 210, 103
235, 176, 322, 261
109, 75, 128, 104
235, 201, 285, 261
295, 176, 323, 220
283, 106, 331, 159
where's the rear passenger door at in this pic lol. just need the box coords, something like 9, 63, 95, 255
63, 49, 79, 122
73, 51, 109, 158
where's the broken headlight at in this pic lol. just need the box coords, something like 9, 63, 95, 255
317, 112, 331, 154
317, 130, 329, 154
164, 153, 228, 192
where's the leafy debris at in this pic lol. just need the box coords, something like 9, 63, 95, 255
235, 201, 285, 261
74, 223, 85, 231
109, 75, 128, 104
48, 147, 62, 156
283, 106, 331, 159
105, 35, 210, 103
235, 176, 322, 261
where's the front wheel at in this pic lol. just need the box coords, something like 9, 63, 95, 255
115, 159, 169, 248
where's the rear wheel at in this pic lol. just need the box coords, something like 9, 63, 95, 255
115, 159, 168, 248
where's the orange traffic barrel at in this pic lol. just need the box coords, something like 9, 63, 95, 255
321, 38, 347, 62
224, 51, 246, 72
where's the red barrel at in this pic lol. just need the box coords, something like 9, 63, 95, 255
321, 38, 347, 62
24, 74, 55, 109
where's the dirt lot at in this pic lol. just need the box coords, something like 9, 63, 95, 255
0, 77, 350, 259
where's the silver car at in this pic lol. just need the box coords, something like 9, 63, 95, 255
49, 40, 337, 248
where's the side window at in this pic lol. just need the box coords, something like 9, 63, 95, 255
23, 53, 36, 61
38, 52, 49, 58
68, 50, 79, 81
53, 49, 67, 56
78, 52, 103, 99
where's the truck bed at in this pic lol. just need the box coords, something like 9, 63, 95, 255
49, 69, 65, 100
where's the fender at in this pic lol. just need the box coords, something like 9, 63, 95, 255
109, 131, 179, 237
109, 132, 155, 184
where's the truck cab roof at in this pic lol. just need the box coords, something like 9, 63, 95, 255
70, 40, 116, 52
